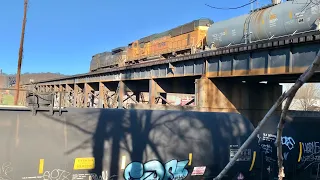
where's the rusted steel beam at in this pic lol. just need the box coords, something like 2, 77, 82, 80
183, 98, 195, 106
123, 93, 138, 104
157, 94, 173, 105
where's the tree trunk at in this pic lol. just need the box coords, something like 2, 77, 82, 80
275, 50, 320, 180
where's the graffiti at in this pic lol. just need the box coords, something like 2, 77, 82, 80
265, 156, 276, 163
282, 137, 295, 150
261, 144, 272, 154
302, 141, 320, 154
258, 133, 295, 150
21, 170, 117, 180
42, 169, 73, 180
301, 154, 320, 162
297, 141, 320, 170
0, 162, 13, 180
257, 134, 262, 143
88, 171, 117, 180
123, 159, 189, 180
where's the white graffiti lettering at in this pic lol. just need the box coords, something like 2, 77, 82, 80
23, 170, 115, 180
42, 169, 72, 180
301, 155, 320, 162
302, 141, 320, 154
258, 133, 295, 151
88, 171, 110, 180
261, 144, 272, 154
0, 162, 13, 180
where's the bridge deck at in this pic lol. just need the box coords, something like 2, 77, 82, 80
29, 30, 320, 85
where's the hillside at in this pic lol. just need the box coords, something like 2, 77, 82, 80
20, 72, 66, 84
0, 72, 67, 87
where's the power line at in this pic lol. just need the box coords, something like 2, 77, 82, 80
205, 0, 258, 10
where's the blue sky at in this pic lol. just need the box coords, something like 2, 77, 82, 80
0, 0, 271, 75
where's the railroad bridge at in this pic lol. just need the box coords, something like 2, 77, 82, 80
24, 31, 320, 125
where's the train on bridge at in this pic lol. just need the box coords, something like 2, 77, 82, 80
90, 0, 320, 72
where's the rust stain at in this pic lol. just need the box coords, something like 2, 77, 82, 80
269, 13, 277, 20
268, 66, 287, 74
206, 71, 219, 77
233, 69, 249, 76
248, 68, 266, 75
252, 8, 267, 39
220, 71, 232, 76
292, 66, 309, 73
289, 11, 293, 19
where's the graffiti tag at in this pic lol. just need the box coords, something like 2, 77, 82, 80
42, 169, 73, 180
302, 141, 320, 154
123, 159, 189, 180
257, 133, 295, 150
0, 162, 13, 180
261, 144, 272, 154
282, 137, 295, 150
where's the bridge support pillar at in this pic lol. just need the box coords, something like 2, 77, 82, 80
118, 81, 125, 108
195, 77, 282, 126
149, 79, 156, 105
149, 79, 166, 105
75, 83, 85, 108
65, 84, 74, 107
99, 82, 106, 108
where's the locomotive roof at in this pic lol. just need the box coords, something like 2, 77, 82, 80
92, 51, 112, 58
137, 18, 213, 44
112, 46, 127, 53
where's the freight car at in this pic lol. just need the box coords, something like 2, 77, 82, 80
0, 108, 261, 180
125, 18, 213, 64
89, 18, 213, 72
89, 0, 320, 72
206, 0, 320, 48
2, 108, 320, 179
255, 111, 320, 180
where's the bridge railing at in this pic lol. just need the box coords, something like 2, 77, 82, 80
0, 87, 71, 116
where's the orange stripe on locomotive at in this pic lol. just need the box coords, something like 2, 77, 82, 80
126, 18, 213, 64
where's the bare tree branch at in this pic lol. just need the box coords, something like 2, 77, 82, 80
294, 83, 320, 111
276, 94, 293, 180
276, 53, 320, 179
213, 49, 320, 180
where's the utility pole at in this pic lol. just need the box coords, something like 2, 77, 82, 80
14, 0, 28, 105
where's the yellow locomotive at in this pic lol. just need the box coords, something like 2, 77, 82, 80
90, 18, 213, 72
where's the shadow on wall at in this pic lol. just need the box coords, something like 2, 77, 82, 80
0, 108, 256, 180
65, 108, 255, 179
